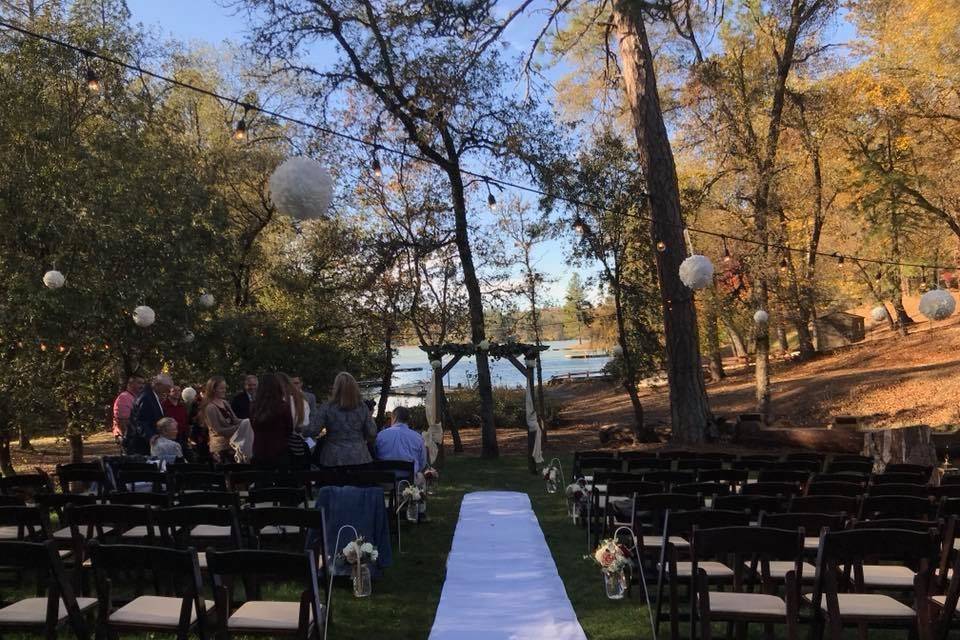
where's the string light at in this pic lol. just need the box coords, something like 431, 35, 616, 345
372, 155, 382, 178
486, 183, 497, 210
875, 270, 883, 281
4, 20, 958, 276
573, 217, 587, 236
779, 257, 789, 273
84, 63, 100, 93
656, 240, 667, 252
834, 252, 845, 268
233, 105, 248, 141
722, 237, 731, 263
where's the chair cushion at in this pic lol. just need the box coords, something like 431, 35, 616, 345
642, 536, 689, 549
708, 592, 786, 617
190, 525, 232, 537
109, 595, 213, 628
259, 525, 303, 536
930, 595, 960, 616
52, 527, 74, 540
804, 536, 820, 550
0, 596, 97, 624
120, 525, 151, 538
803, 593, 915, 619
228, 601, 314, 631
860, 565, 916, 588
0, 526, 19, 540
743, 560, 815, 581
670, 561, 734, 578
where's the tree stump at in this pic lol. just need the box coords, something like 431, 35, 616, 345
862, 424, 938, 474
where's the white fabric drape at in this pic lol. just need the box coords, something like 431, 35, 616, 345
230, 418, 253, 463
429, 492, 588, 640
526, 385, 544, 464
423, 372, 443, 464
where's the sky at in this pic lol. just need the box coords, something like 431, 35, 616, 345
126, 0, 590, 307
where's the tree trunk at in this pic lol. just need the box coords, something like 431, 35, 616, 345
17, 426, 31, 450
0, 430, 13, 476
612, 281, 655, 441
794, 311, 815, 358
722, 316, 748, 358
776, 324, 789, 353
375, 330, 394, 427
613, 0, 712, 443
703, 294, 725, 380
447, 167, 498, 458
755, 281, 771, 422
68, 433, 83, 464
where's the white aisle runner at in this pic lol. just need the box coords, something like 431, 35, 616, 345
429, 491, 588, 640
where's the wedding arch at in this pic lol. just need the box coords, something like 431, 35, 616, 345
420, 342, 549, 472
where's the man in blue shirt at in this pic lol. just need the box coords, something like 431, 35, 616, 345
374, 406, 428, 476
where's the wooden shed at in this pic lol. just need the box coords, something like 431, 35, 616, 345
814, 311, 865, 352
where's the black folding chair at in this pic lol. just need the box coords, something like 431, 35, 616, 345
788, 495, 859, 516
867, 482, 930, 498
88, 542, 212, 638
807, 528, 937, 639
806, 480, 864, 497
0, 540, 95, 639
206, 548, 326, 638
55, 464, 108, 497
743, 482, 802, 498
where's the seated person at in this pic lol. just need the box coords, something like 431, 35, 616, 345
151, 417, 184, 464
374, 406, 428, 481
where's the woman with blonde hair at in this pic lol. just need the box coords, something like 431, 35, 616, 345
314, 372, 377, 467
199, 375, 241, 464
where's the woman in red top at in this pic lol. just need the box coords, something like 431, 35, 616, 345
250, 373, 293, 467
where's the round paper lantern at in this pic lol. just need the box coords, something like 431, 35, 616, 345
43, 270, 65, 289
870, 305, 888, 322
198, 293, 216, 309
181, 387, 197, 404
753, 309, 769, 325
268, 156, 334, 220
611, 345, 624, 357
430, 359, 442, 369
919, 289, 956, 321
132, 305, 155, 327
678, 255, 714, 291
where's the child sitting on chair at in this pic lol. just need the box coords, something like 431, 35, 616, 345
151, 417, 184, 464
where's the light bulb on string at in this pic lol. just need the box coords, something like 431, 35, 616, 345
876, 270, 883, 281
233, 106, 248, 141
722, 237, 731, 263
573, 218, 588, 236
84, 64, 100, 93
779, 257, 789, 273
372, 155, 382, 178
656, 240, 666, 252
486, 183, 497, 210
835, 253, 845, 269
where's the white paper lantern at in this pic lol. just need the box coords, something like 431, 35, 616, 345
678, 255, 714, 291
132, 305, 155, 327
430, 359, 442, 369
268, 156, 334, 220
477, 339, 490, 351
753, 309, 769, 325
43, 270, 65, 289
919, 289, 956, 321
198, 293, 216, 309
181, 387, 197, 404
870, 305, 888, 322
611, 345, 624, 357
182, 330, 195, 343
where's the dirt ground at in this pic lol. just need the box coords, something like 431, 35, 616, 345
12, 297, 960, 470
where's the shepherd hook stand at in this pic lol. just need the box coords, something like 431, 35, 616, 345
326, 524, 360, 640
614, 525, 657, 640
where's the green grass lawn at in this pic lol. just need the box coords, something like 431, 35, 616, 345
327, 452, 653, 640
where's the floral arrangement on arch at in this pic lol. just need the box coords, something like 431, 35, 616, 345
542, 466, 558, 482
591, 538, 631, 574
402, 485, 424, 503
423, 468, 439, 481
341, 537, 379, 565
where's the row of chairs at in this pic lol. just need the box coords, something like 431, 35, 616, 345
0, 459, 416, 499
640, 511, 960, 640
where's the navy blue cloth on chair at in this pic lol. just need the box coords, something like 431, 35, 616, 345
311, 485, 393, 575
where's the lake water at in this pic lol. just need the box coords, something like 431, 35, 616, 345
382, 339, 611, 395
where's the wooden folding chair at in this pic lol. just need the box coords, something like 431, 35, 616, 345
0, 540, 95, 639
643, 470, 697, 491
931, 547, 960, 640
0, 473, 53, 503
859, 495, 937, 520
157, 505, 243, 569
743, 482, 802, 498
206, 548, 326, 639
107, 491, 172, 508
788, 494, 859, 515
759, 511, 847, 560
88, 542, 212, 639
873, 471, 929, 485
690, 526, 804, 640
55, 464, 107, 497
807, 527, 938, 640
868, 482, 930, 498
806, 480, 864, 497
